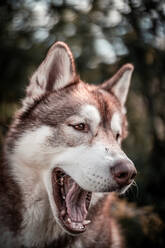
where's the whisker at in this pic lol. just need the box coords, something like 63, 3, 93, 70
131, 180, 139, 199
123, 181, 139, 200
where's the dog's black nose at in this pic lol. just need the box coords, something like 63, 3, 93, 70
111, 160, 137, 187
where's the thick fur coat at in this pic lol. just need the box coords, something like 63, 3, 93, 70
0, 42, 136, 248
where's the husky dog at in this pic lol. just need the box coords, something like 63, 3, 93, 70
0, 42, 137, 248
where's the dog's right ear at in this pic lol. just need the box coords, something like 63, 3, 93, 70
26, 41, 76, 99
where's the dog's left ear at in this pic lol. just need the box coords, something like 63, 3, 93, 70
26, 41, 76, 99
101, 64, 134, 106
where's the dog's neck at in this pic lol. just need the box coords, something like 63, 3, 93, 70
0, 155, 67, 248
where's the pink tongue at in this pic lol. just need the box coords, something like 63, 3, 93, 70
65, 182, 87, 222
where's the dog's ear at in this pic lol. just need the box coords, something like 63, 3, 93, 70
26, 41, 76, 99
101, 64, 134, 106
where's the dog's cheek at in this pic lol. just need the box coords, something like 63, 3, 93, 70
65, 134, 89, 147
11, 126, 55, 170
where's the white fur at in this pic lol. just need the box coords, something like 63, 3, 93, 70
80, 104, 101, 135
51, 142, 128, 192
91, 192, 105, 206
10, 126, 65, 247
111, 112, 122, 137
54, 143, 112, 192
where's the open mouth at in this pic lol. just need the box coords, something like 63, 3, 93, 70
52, 168, 92, 234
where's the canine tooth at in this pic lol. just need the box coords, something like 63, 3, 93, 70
80, 224, 85, 229
67, 218, 71, 224
83, 220, 91, 225
62, 195, 66, 199
61, 209, 66, 216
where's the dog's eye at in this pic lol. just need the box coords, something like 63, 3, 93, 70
71, 123, 88, 132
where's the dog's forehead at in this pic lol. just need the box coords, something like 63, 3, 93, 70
79, 104, 101, 124
110, 112, 122, 134
74, 87, 123, 130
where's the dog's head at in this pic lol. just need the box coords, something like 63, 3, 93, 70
9, 42, 136, 235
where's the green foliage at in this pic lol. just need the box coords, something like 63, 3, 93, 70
0, 0, 165, 247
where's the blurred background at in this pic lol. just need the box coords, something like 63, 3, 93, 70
0, 0, 165, 247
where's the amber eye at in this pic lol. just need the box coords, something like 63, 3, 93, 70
70, 123, 88, 132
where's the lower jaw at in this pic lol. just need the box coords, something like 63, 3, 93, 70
51, 168, 128, 234
59, 216, 88, 235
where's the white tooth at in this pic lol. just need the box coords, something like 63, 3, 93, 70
60, 209, 65, 216
67, 218, 71, 224
83, 220, 91, 225
60, 178, 64, 185
71, 222, 85, 229
77, 223, 84, 229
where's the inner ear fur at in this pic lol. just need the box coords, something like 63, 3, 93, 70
26, 41, 76, 99
101, 63, 134, 106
